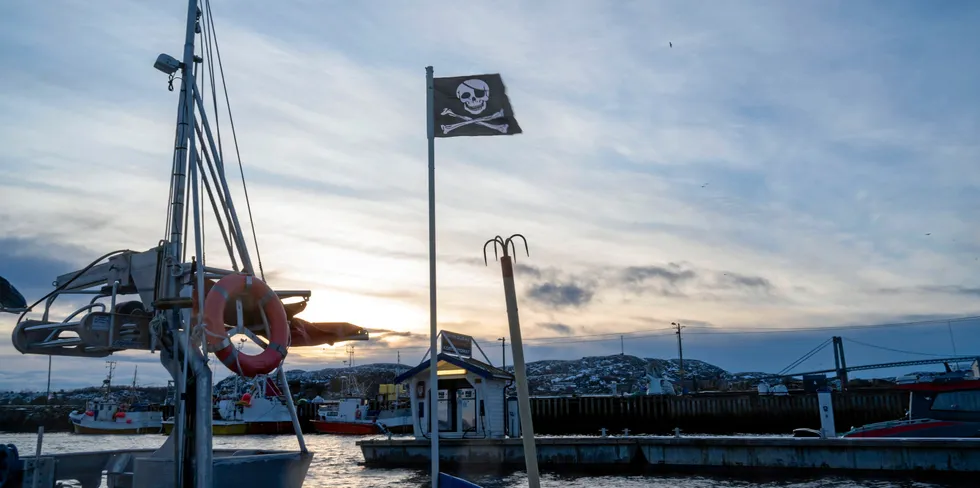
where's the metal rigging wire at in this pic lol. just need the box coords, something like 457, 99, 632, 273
202, 0, 266, 281
776, 338, 832, 376
842, 337, 949, 358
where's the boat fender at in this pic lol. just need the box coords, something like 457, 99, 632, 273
355, 409, 362, 420
85, 410, 95, 416
0, 443, 23, 488
114, 412, 126, 418
201, 274, 289, 377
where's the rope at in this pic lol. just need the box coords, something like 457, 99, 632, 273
203, 0, 265, 281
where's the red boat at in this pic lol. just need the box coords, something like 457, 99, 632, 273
842, 376, 980, 438
310, 398, 379, 435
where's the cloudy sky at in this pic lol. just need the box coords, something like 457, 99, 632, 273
1, 0, 979, 390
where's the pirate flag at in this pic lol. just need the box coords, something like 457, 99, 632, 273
432, 73, 522, 138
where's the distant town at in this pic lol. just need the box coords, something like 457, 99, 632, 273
1, 353, 959, 407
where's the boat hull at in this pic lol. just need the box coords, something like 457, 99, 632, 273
72, 422, 163, 435
311, 420, 378, 435
162, 420, 294, 435
842, 419, 980, 438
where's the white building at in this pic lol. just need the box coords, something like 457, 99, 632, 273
395, 332, 513, 440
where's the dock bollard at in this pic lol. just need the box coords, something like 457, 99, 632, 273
673, 427, 681, 438
600, 428, 608, 437
622, 428, 630, 437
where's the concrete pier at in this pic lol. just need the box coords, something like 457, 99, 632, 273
358, 436, 980, 475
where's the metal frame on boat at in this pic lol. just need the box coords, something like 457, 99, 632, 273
2, 0, 329, 486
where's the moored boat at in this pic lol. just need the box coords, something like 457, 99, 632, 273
69, 363, 163, 435
162, 374, 294, 435
373, 383, 413, 434
842, 376, 980, 438
311, 398, 379, 435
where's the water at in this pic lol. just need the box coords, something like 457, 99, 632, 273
0, 432, 969, 488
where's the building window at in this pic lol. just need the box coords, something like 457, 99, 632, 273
438, 390, 452, 432
932, 391, 980, 412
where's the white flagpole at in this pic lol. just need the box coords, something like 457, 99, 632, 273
425, 65, 440, 488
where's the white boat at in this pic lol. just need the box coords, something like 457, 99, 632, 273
69, 363, 163, 434
162, 374, 294, 435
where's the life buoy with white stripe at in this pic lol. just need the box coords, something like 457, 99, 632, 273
202, 274, 289, 377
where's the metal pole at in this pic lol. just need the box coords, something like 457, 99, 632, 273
189, 349, 213, 488
31, 426, 43, 488
673, 322, 684, 394
499, 337, 506, 369
45, 357, 51, 404
169, 1, 198, 483
833, 337, 843, 389
837, 337, 849, 390
499, 254, 540, 488
425, 65, 439, 488
192, 90, 253, 272
189, 138, 214, 488
277, 367, 308, 453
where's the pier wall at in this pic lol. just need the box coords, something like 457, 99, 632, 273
2, 390, 907, 435
358, 436, 980, 475
527, 390, 908, 435
0, 405, 75, 433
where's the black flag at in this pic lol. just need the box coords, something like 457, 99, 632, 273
432, 73, 522, 138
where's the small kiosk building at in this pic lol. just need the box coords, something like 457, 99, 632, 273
394, 331, 513, 439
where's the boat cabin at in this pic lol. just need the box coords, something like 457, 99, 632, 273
901, 378, 980, 422
317, 398, 371, 423
395, 332, 513, 440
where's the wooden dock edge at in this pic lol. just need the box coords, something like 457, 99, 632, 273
357, 437, 980, 475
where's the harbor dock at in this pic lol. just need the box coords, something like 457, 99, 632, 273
358, 436, 980, 475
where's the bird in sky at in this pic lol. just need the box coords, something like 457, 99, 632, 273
669, 42, 673, 48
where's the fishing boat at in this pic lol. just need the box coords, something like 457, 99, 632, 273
68, 362, 164, 434
0, 0, 372, 484
309, 375, 379, 435
374, 383, 413, 434
842, 375, 980, 438
311, 398, 378, 435
162, 374, 294, 435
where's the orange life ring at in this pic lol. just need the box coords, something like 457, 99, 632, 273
202, 274, 289, 377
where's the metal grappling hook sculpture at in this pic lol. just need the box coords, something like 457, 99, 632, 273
482, 234, 541, 488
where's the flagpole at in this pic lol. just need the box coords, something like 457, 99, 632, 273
425, 65, 440, 488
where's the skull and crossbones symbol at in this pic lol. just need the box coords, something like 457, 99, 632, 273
440, 79, 508, 134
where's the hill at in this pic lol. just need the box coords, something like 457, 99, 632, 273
1, 354, 746, 403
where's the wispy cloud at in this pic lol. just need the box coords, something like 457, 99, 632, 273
1, 0, 979, 389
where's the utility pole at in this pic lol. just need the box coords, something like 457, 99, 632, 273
672, 322, 685, 394
498, 337, 507, 369
397, 350, 401, 366
620, 335, 624, 355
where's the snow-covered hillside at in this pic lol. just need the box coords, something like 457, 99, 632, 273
6, 355, 749, 402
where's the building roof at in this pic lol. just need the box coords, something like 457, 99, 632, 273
394, 353, 513, 384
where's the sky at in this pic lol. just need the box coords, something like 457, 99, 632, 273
1, 0, 979, 390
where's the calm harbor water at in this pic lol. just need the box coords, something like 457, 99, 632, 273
0, 432, 969, 488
